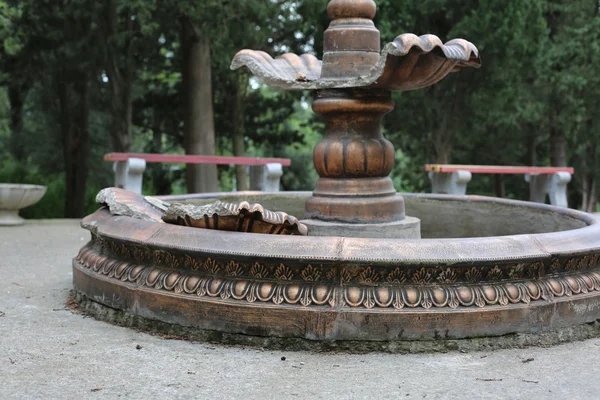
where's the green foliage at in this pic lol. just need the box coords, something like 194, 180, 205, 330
1, 0, 600, 218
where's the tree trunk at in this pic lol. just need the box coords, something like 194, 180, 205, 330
581, 138, 597, 213
149, 121, 171, 195
58, 70, 90, 218
432, 83, 462, 164
549, 109, 566, 167
8, 85, 28, 161
181, 18, 218, 193
103, 0, 133, 153
581, 174, 596, 213
434, 110, 452, 164
550, 130, 566, 167
525, 127, 537, 166
232, 73, 248, 191
109, 97, 132, 152
495, 175, 505, 198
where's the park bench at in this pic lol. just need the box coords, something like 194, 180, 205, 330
425, 164, 575, 208
105, 153, 292, 194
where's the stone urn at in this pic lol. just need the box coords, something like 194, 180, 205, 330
0, 184, 47, 226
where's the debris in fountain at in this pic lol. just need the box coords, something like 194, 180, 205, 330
96, 188, 164, 223
162, 200, 308, 235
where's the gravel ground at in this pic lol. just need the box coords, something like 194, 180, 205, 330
1, 220, 600, 399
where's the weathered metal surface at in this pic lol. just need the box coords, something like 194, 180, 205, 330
231, 35, 479, 91
231, 0, 480, 224
229, 52, 322, 90
73, 194, 600, 341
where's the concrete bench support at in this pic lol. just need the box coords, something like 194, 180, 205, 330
113, 158, 146, 194
429, 170, 472, 195
525, 172, 571, 208
249, 163, 283, 192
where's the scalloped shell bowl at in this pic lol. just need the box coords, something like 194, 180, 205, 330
0, 184, 47, 226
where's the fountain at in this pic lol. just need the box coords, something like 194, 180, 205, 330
73, 0, 600, 350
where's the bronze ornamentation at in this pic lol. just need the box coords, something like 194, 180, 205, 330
232, 0, 480, 224
76, 234, 600, 310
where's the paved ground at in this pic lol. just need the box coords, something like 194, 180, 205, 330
2, 220, 600, 399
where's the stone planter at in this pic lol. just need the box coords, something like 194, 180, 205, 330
0, 184, 47, 226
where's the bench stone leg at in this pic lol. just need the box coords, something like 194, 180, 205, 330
549, 172, 571, 208
525, 172, 571, 208
249, 163, 283, 192
264, 163, 283, 192
113, 158, 146, 194
429, 170, 472, 195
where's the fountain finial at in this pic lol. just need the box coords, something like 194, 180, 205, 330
321, 0, 380, 80
327, 0, 376, 19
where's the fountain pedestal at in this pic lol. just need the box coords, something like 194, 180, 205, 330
302, 89, 421, 238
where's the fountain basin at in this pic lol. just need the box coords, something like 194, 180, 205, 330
73, 192, 600, 343
0, 184, 47, 226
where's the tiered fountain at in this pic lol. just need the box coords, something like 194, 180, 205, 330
73, 0, 600, 350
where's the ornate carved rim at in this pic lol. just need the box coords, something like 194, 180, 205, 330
75, 236, 600, 310
74, 194, 600, 340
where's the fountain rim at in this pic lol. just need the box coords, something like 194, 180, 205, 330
83, 192, 600, 265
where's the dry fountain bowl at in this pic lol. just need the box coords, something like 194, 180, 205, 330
73, 192, 600, 351
0, 184, 47, 226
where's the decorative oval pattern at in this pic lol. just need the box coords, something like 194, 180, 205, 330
75, 237, 600, 311
313, 138, 395, 178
